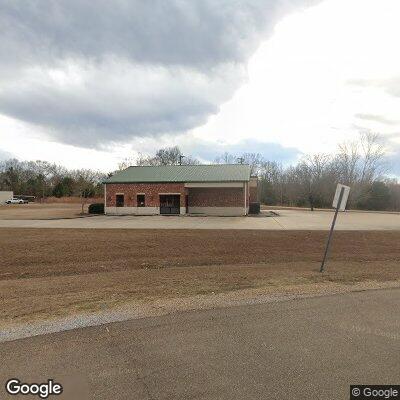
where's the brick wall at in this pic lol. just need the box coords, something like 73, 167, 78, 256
106, 183, 247, 209
105, 183, 186, 207
188, 187, 244, 207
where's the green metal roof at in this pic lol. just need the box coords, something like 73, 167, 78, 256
104, 164, 251, 183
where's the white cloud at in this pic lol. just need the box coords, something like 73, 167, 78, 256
191, 0, 400, 157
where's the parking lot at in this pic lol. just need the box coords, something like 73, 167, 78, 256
0, 205, 398, 230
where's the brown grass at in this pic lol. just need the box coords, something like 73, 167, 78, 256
41, 196, 102, 204
0, 203, 90, 220
0, 229, 399, 324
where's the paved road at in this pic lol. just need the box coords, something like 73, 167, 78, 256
0, 209, 399, 230
1, 289, 399, 399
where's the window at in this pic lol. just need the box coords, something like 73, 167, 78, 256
116, 194, 124, 207
137, 194, 145, 207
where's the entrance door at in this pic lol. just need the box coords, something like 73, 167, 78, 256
159, 195, 180, 215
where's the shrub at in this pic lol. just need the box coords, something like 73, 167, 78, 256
88, 203, 104, 214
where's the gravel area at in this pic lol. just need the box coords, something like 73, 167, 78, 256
1, 280, 399, 342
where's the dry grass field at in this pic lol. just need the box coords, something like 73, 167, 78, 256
0, 203, 90, 220
0, 229, 399, 326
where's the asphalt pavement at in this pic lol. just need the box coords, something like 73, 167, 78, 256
1, 288, 399, 399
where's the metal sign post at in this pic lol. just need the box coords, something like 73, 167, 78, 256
320, 184, 350, 273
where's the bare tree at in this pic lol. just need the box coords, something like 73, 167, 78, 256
359, 132, 386, 183
119, 146, 199, 168
214, 152, 236, 165
258, 161, 284, 205
333, 132, 387, 206
118, 157, 136, 170
335, 140, 360, 186
214, 152, 264, 175
289, 154, 331, 211
71, 169, 103, 214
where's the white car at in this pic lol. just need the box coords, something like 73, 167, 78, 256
6, 198, 28, 204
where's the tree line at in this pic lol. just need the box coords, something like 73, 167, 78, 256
216, 133, 399, 211
0, 159, 106, 200
120, 133, 399, 211
1, 132, 399, 211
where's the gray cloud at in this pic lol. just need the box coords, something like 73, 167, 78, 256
355, 113, 400, 126
0, 0, 317, 148
374, 77, 400, 98
0, 61, 242, 146
348, 77, 400, 98
0, 0, 281, 68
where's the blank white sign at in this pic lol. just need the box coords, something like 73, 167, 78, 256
332, 184, 350, 211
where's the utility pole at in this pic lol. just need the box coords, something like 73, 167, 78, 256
179, 155, 185, 165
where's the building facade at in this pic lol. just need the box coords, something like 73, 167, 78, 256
104, 165, 258, 216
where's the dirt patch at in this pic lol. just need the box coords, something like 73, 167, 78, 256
42, 196, 102, 204
0, 203, 90, 220
2, 261, 399, 325
0, 229, 399, 326
0, 229, 398, 279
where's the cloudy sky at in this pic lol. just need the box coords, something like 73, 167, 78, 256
0, 0, 399, 174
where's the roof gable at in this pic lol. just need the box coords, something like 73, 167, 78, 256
105, 164, 251, 183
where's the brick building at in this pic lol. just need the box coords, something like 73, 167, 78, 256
104, 164, 258, 216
